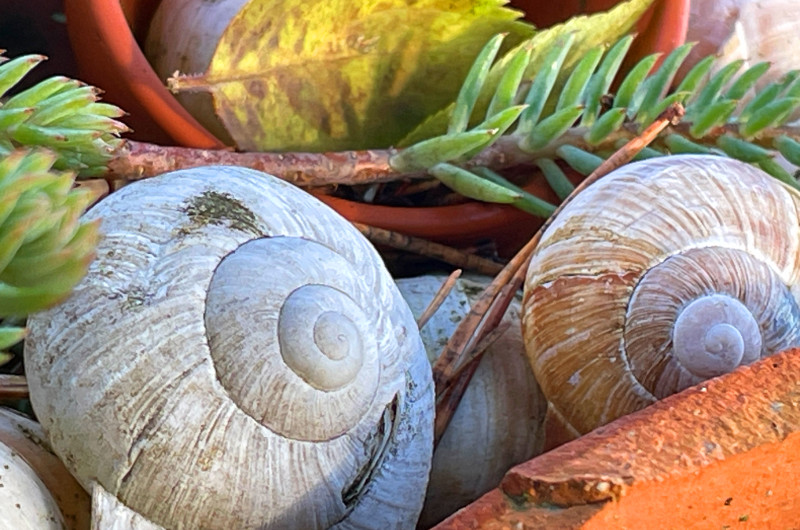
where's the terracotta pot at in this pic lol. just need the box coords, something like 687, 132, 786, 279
64, 0, 689, 255
435, 347, 800, 529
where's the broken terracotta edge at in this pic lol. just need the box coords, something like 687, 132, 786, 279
500, 347, 800, 507
435, 348, 800, 528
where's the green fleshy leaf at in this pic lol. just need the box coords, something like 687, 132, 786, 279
2, 76, 81, 109
688, 99, 738, 138
581, 35, 634, 126
401, 0, 655, 145
0, 108, 34, 131
725, 62, 771, 100
0, 55, 46, 98
674, 55, 715, 95
0, 326, 26, 350
520, 105, 584, 151
389, 130, 496, 172
585, 107, 626, 145
615, 53, 660, 112
472, 166, 556, 216
716, 134, 772, 162
740, 98, 800, 138
738, 82, 782, 123
462, 104, 527, 157
631, 145, 665, 160
486, 42, 533, 118
684, 59, 744, 119
27, 86, 100, 126
449, 33, 507, 134
429, 162, 521, 203
664, 133, 718, 155
516, 34, 575, 135
556, 144, 603, 174
774, 135, 800, 166
556, 46, 604, 111
634, 42, 694, 123
535, 157, 574, 199
0, 150, 98, 317
757, 158, 800, 190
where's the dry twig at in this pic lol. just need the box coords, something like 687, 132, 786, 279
353, 223, 504, 276
106, 139, 407, 186
0, 375, 28, 400
417, 269, 463, 329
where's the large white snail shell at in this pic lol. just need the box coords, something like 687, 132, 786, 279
24, 167, 434, 529
523, 155, 800, 436
396, 275, 545, 528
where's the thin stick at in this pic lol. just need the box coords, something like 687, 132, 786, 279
430, 236, 535, 391
106, 139, 409, 187
431, 103, 685, 446
433, 321, 511, 443
447, 322, 511, 383
0, 375, 28, 400
352, 223, 504, 276
417, 269, 462, 329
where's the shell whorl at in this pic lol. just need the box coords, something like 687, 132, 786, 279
523, 155, 800, 435
671, 293, 760, 378
205, 237, 381, 442
24, 167, 434, 529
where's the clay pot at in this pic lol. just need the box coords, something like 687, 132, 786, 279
434, 347, 800, 528
64, 0, 689, 255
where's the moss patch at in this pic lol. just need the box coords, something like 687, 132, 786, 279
179, 190, 261, 236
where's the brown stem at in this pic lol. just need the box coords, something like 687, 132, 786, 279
104, 120, 800, 189
106, 139, 410, 187
352, 223, 504, 276
0, 375, 28, 400
416, 269, 462, 329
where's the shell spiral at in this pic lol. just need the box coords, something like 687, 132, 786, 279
24, 167, 434, 529
522, 155, 800, 436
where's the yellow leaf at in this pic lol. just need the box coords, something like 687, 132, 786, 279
175, 0, 533, 152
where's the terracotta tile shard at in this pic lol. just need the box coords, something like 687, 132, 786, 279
434, 348, 800, 529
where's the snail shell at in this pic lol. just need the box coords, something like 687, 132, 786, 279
680, 0, 800, 94
396, 275, 545, 528
24, 166, 434, 529
0, 407, 90, 530
522, 155, 800, 437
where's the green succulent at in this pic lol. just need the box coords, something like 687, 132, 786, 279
0, 148, 101, 361
0, 53, 127, 362
0, 53, 128, 177
392, 34, 800, 214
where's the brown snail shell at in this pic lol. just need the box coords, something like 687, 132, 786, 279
522, 155, 800, 437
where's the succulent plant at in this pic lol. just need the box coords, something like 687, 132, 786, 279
0, 52, 127, 362
0, 53, 128, 177
389, 35, 800, 214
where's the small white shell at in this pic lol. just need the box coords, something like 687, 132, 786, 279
397, 274, 545, 528
144, 0, 245, 143
523, 155, 800, 436
0, 407, 90, 530
25, 167, 434, 529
